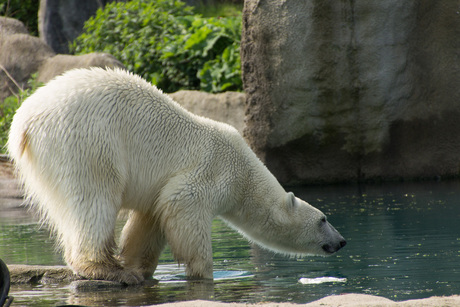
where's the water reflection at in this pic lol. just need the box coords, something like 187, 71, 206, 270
65, 280, 216, 306
290, 181, 460, 301
1, 181, 459, 306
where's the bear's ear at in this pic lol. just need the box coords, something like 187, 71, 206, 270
287, 192, 296, 208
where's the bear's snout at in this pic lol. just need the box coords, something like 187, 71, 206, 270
322, 239, 347, 254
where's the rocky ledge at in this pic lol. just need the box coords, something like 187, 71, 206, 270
161, 294, 460, 307
8, 264, 158, 291
5, 265, 460, 306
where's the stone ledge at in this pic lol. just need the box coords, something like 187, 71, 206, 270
6, 265, 460, 306
8, 264, 159, 291
8, 264, 79, 285
156, 294, 460, 307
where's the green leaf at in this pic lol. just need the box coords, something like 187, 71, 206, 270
70, 0, 242, 93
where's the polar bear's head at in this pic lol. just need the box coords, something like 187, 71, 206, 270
276, 192, 347, 256
224, 192, 346, 257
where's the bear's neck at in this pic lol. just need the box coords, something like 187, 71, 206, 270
221, 149, 286, 239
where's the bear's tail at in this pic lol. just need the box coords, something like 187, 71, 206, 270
7, 118, 31, 163
6, 113, 38, 205
7, 115, 53, 226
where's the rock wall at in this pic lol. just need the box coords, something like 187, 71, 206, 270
38, 0, 117, 53
37, 53, 124, 84
0, 17, 124, 101
170, 90, 246, 134
241, 1, 460, 184
0, 17, 55, 100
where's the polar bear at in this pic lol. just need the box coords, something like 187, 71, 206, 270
8, 68, 346, 284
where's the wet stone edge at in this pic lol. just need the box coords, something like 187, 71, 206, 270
8, 264, 158, 291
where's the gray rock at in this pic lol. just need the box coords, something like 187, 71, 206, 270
241, 0, 460, 184
8, 264, 159, 292
38, 0, 116, 54
37, 53, 125, 84
0, 17, 125, 101
170, 90, 246, 134
69, 279, 125, 291
0, 28, 55, 100
8, 264, 78, 284
0, 17, 28, 36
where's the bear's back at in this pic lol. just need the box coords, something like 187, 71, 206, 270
8, 68, 244, 191
17, 68, 184, 126
12, 68, 224, 148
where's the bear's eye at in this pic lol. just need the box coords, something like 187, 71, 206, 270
320, 216, 327, 224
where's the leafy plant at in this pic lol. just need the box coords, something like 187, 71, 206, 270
70, 0, 193, 91
194, 1, 243, 18
0, 74, 42, 154
70, 0, 242, 93
160, 15, 242, 92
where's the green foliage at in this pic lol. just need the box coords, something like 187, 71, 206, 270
0, 97, 18, 154
161, 15, 242, 92
194, 2, 243, 18
70, 0, 242, 93
71, 0, 193, 91
0, 74, 43, 154
0, 0, 39, 36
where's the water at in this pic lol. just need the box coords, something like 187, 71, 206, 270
1, 181, 459, 306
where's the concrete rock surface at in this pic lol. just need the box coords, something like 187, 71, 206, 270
0, 17, 124, 101
38, 0, 115, 53
170, 90, 246, 134
0, 17, 55, 100
7, 265, 459, 306
155, 294, 460, 307
0, 17, 28, 36
37, 53, 124, 84
241, 1, 460, 185
8, 264, 78, 284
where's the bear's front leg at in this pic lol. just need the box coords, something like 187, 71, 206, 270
163, 208, 214, 279
119, 210, 167, 279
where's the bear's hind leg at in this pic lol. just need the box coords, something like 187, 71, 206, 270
55, 197, 143, 285
119, 211, 166, 279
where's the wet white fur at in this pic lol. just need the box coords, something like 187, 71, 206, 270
8, 68, 340, 281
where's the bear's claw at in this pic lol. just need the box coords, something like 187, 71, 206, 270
74, 262, 144, 285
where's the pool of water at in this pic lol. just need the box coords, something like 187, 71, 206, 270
1, 180, 459, 306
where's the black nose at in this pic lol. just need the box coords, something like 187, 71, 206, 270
322, 239, 347, 254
